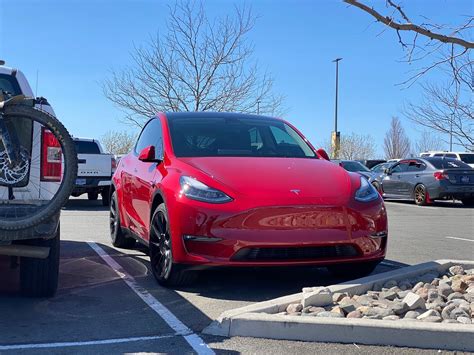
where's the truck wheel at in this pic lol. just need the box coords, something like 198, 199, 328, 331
110, 191, 136, 248
20, 224, 60, 298
88, 192, 98, 201
101, 187, 110, 206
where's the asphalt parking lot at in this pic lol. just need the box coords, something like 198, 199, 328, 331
0, 198, 472, 354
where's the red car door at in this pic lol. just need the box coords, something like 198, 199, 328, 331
129, 118, 164, 241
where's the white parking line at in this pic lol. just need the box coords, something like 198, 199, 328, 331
0, 334, 176, 351
87, 241, 215, 355
446, 236, 474, 243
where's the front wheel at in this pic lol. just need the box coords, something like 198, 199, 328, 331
149, 203, 196, 287
414, 184, 429, 206
327, 260, 380, 279
20, 224, 60, 297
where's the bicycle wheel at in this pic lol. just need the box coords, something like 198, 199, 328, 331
0, 104, 77, 230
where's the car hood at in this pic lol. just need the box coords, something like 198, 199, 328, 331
178, 157, 353, 204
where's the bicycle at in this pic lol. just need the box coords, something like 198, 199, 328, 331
0, 91, 78, 231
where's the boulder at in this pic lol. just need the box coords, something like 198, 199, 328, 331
402, 292, 426, 310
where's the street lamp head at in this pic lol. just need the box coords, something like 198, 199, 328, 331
332, 58, 343, 63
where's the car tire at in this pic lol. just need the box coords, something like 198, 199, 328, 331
414, 184, 429, 206
20, 224, 60, 298
461, 199, 474, 207
110, 191, 136, 248
88, 192, 98, 201
149, 203, 196, 287
101, 187, 110, 207
327, 260, 380, 279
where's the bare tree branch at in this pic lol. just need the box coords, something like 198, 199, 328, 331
103, 0, 284, 128
384, 117, 411, 159
101, 130, 138, 155
344, 0, 474, 49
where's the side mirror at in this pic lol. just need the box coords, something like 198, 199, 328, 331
384, 168, 392, 175
317, 148, 330, 161
138, 145, 161, 163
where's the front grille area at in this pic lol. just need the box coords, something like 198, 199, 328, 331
231, 245, 360, 262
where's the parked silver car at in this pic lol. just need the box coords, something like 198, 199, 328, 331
380, 157, 474, 206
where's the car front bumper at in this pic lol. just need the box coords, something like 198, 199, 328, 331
169, 198, 388, 267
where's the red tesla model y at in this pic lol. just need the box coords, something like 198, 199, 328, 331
110, 112, 388, 286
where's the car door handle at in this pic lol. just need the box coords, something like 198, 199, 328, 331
415, 174, 420, 178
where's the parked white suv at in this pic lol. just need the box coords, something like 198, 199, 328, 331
71, 138, 115, 206
0, 61, 76, 297
419, 151, 474, 168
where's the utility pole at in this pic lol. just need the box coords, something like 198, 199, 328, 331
332, 58, 342, 158
257, 100, 261, 115
450, 112, 453, 151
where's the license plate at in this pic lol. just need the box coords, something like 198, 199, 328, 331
461, 176, 470, 184
75, 178, 87, 185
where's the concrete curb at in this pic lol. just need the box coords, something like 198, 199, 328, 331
203, 260, 474, 351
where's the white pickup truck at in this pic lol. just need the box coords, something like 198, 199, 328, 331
71, 138, 115, 206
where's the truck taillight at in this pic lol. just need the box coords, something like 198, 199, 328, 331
433, 171, 448, 180
41, 128, 62, 182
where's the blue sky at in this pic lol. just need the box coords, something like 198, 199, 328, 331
1, 0, 470, 156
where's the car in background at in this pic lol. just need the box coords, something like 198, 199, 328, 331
110, 112, 388, 286
380, 157, 474, 206
71, 138, 115, 206
357, 159, 386, 169
332, 160, 376, 180
370, 161, 397, 192
420, 151, 474, 168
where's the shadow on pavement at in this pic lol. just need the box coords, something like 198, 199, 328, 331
62, 198, 108, 212
0, 241, 237, 354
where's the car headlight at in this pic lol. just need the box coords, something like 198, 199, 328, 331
180, 176, 232, 203
355, 176, 379, 202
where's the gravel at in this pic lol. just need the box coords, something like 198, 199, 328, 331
284, 265, 474, 324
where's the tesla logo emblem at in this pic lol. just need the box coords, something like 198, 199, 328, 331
290, 189, 301, 195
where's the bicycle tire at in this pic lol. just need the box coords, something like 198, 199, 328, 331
0, 104, 77, 231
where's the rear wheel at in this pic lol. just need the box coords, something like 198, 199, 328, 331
88, 192, 98, 201
110, 191, 135, 248
20, 224, 60, 297
461, 199, 474, 207
327, 260, 380, 279
414, 184, 429, 206
149, 203, 196, 287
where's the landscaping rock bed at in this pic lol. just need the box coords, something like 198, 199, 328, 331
283, 265, 474, 324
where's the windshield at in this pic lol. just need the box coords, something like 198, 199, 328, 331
168, 117, 316, 158
459, 154, 474, 164
341, 161, 370, 172
75, 141, 101, 154
426, 158, 472, 169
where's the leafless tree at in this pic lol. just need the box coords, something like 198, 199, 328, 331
103, 1, 284, 128
403, 81, 473, 150
415, 130, 446, 154
101, 130, 137, 155
321, 132, 377, 160
344, 0, 473, 87
384, 117, 411, 159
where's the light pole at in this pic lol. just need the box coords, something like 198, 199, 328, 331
332, 58, 342, 158
450, 112, 453, 151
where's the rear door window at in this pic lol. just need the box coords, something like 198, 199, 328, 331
407, 160, 426, 172
459, 154, 474, 164
0, 74, 22, 96
427, 159, 472, 169
75, 141, 101, 154
391, 162, 409, 173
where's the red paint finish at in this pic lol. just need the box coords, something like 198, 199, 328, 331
112, 113, 388, 268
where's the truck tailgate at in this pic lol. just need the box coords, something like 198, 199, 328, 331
77, 154, 112, 178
